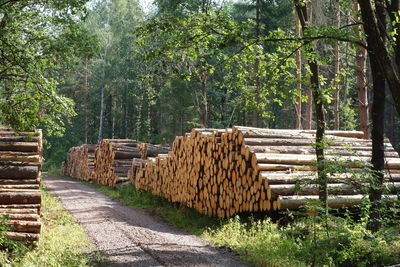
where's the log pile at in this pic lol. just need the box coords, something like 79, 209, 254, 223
62, 140, 171, 186
61, 144, 96, 181
93, 139, 139, 186
0, 129, 43, 241
133, 127, 400, 218
138, 143, 171, 159
128, 143, 171, 186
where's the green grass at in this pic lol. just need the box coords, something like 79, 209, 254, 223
0, 186, 103, 266
204, 216, 400, 267
86, 182, 400, 267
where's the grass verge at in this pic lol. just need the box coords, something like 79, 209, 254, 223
0, 186, 101, 266
87, 182, 400, 267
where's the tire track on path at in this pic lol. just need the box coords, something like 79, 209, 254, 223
44, 175, 248, 267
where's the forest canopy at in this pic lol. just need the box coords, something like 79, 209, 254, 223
0, 0, 96, 135
0, 0, 399, 174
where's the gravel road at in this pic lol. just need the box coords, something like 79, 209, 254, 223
44, 175, 248, 267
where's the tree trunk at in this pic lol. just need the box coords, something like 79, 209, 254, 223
84, 57, 89, 144
305, 89, 313, 129
304, 1, 313, 130
357, 0, 400, 116
124, 99, 128, 139
294, 0, 327, 209
199, 73, 208, 127
354, 3, 369, 138
366, 0, 386, 233
252, 0, 261, 128
112, 93, 116, 139
333, 3, 340, 130
368, 55, 386, 232
98, 85, 104, 143
295, 13, 302, 130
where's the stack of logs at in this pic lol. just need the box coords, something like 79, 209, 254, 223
0, 129, 42, 241
132, 126, 400, 218
128, 143, 171, 185
93, 139, 139, 186
62, 140, 171, 187
61, 144, 96, 181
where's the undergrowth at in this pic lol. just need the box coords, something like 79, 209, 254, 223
88, 181, 400, 267
203, 215, 400, 267
0, 186, 101, 266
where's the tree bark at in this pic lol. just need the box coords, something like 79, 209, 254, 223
199, 73, 208, 127
84, 57, 89, 144
353, 3, 369, 138
98, 85, 104, 143
304, 1, 313, 130
252, 0, 261, 128
0, 165, 39, 179
365, 0, 386, 233
368, 54, 386, 232
357, 0, 400, 116
295, 13, 302, 130
294, 0, 327, 208
333, 2, 340, 130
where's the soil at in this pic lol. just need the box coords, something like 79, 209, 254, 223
44, 175, 249, 267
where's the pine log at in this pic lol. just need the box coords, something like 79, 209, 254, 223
86, 144, 97, 153
269, 182, 400, 200
256, 163, 316, 172
0, 192, 41, 204
244, 138, 371, 147
0, 208, 39, 214
0, 136, 40, 142
0, 179, 39, 185
269, 183, 359, 200
113, 151, 141, 159
4, 214, 40, 221
0, 142, 38, 152
234, 126, 365, 139
141, 144, 171, 157
0, 155, 40, 162
7, 220, 41, 233
252, 153, 400, 169
113, 159, 134, 166
5, 232, 39, 241
0, 204, 40, 209
276, 194, 398, 210
261, 172, 400, 184
243, 146, 398, 158
0, 165, 39, 179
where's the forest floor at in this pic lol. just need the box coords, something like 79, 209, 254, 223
43, 174, 248, 267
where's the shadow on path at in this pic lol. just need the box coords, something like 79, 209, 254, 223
44, 175, 248, 267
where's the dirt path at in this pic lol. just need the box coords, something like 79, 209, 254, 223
44, 175, 248, 267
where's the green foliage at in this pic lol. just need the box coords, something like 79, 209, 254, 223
204, 215, 400, 267
0, 0, 96, 135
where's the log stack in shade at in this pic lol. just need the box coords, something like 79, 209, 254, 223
61, 144, 96, 181
0, 129, 43, 241
133, 127, 400, 218
93, 139, 139, 186
62, 140, 170, 186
